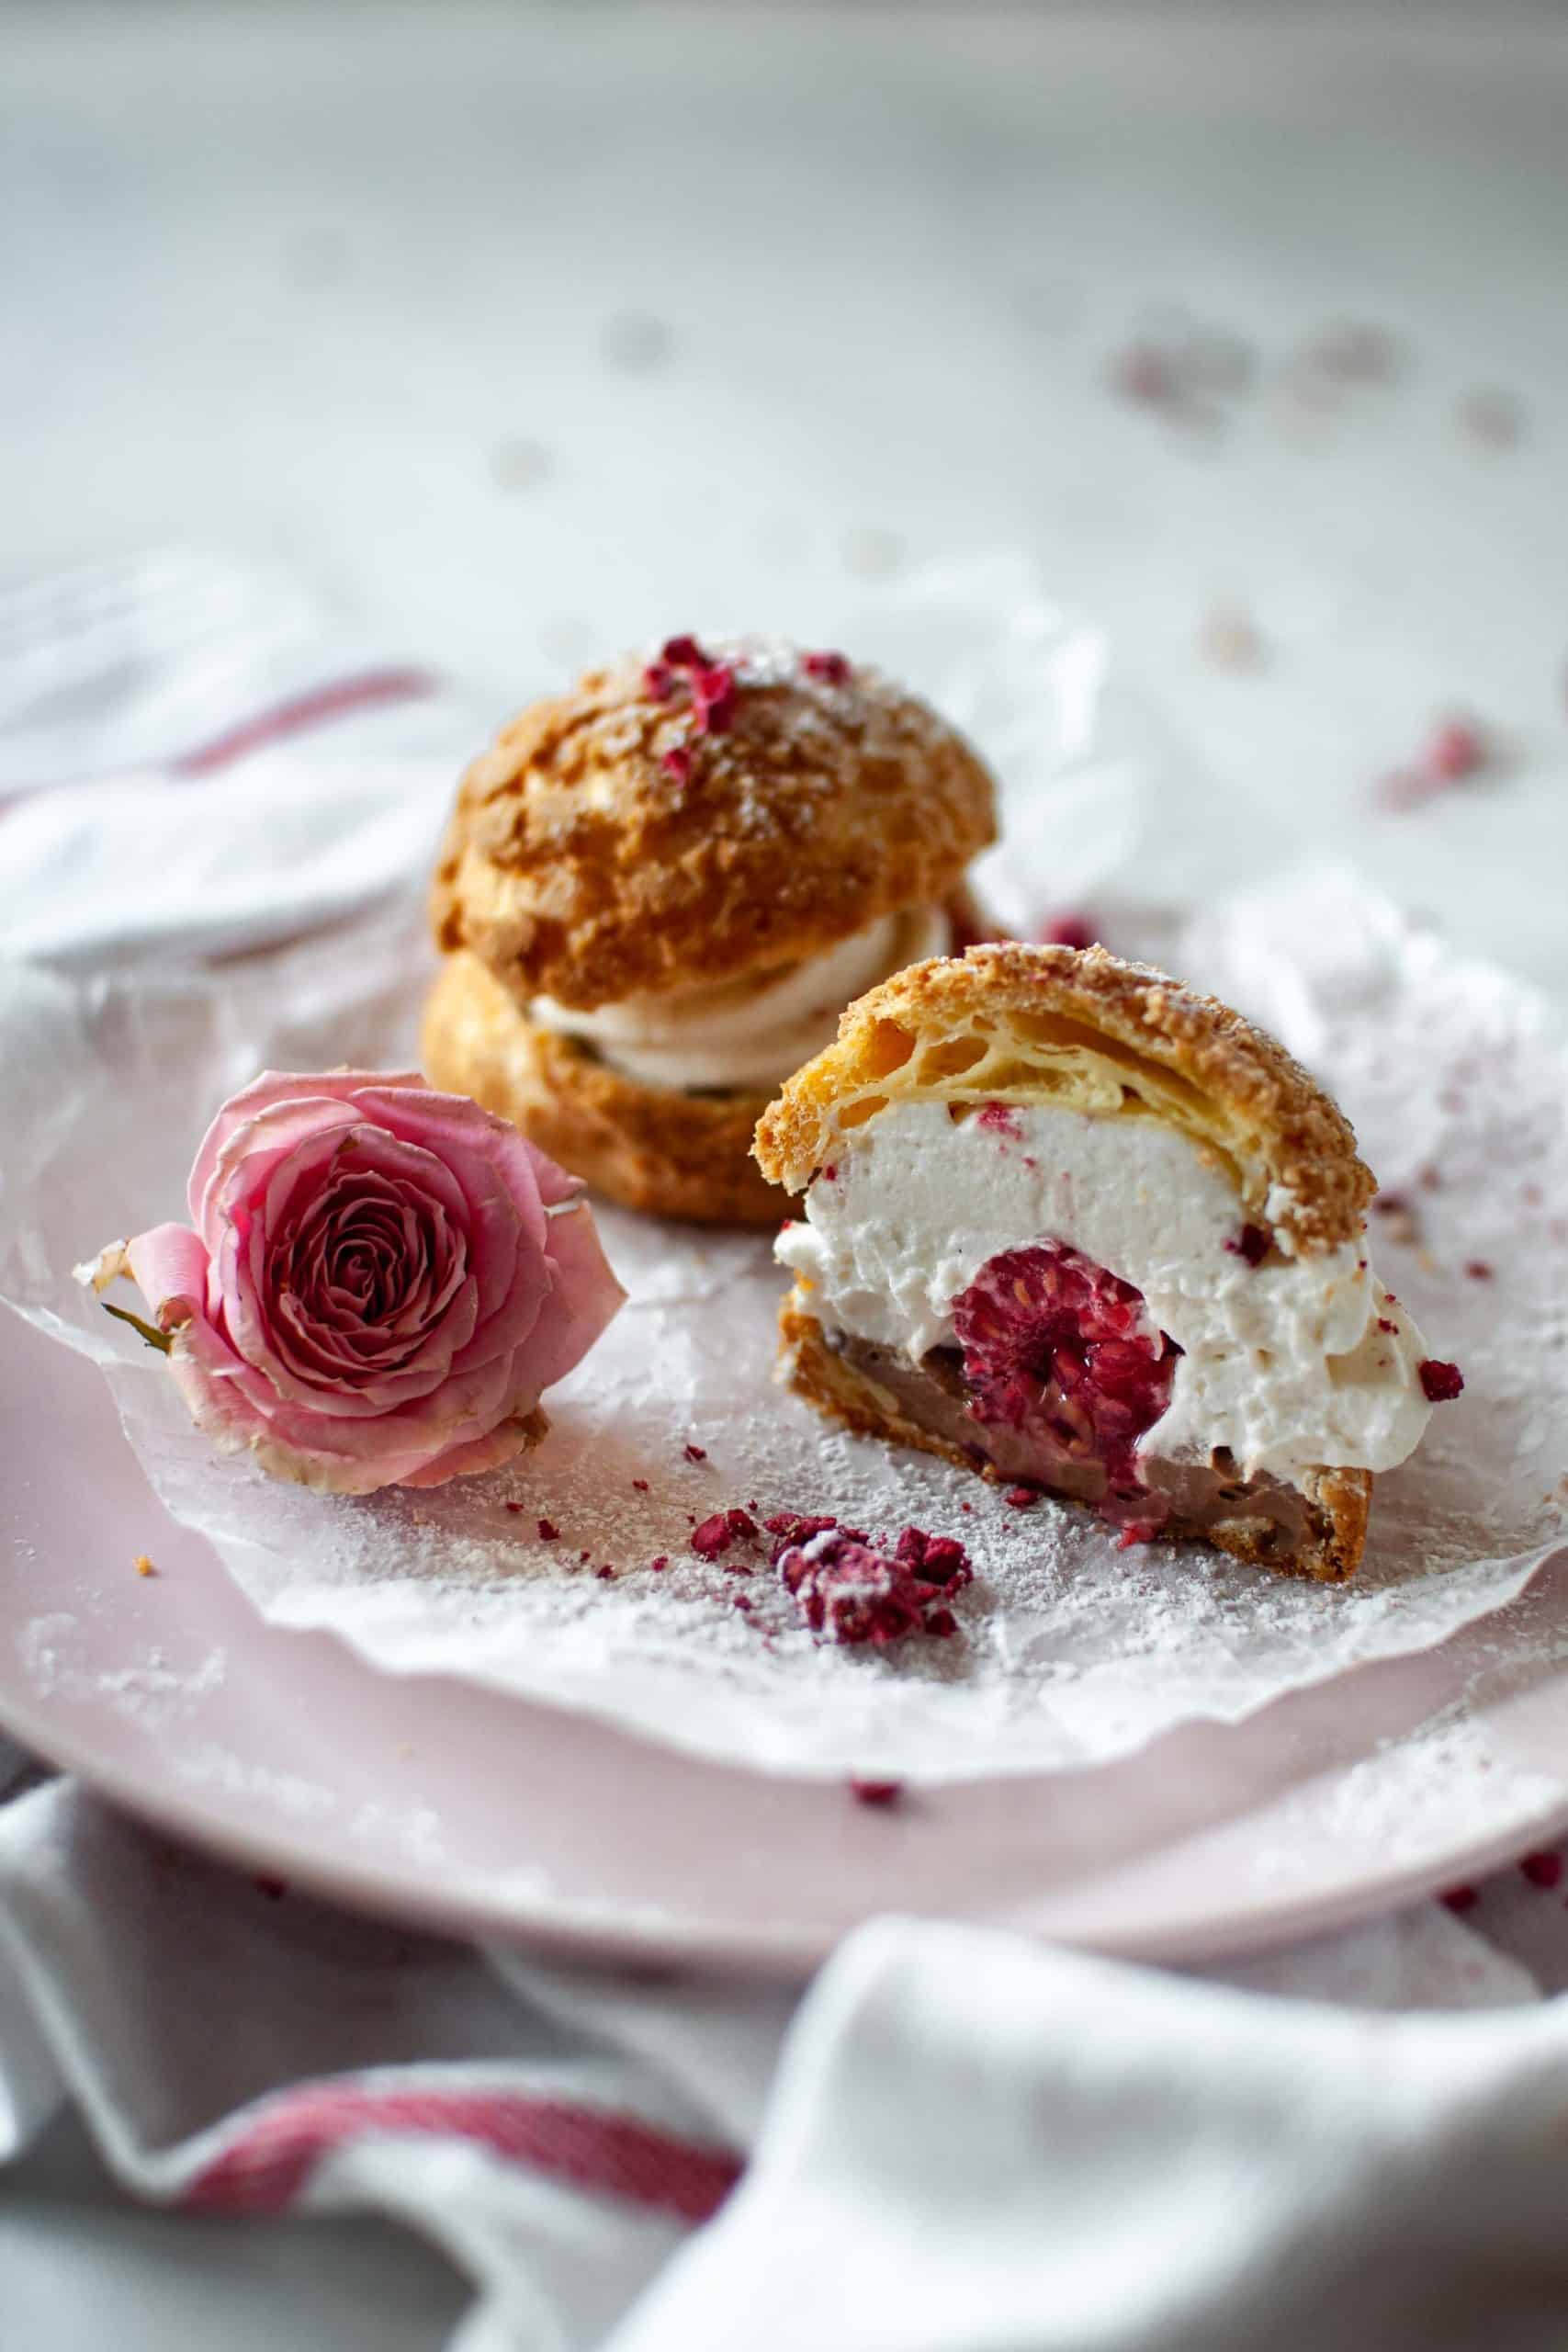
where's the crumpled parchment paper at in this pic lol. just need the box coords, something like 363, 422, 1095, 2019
3, 565, 1564, 1781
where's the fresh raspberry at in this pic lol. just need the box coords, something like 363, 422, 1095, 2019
953, 1241, 1179, 1539
1418, 1360, 1465, 1403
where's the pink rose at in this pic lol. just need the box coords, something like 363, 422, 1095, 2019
98, 1070, 625, 1494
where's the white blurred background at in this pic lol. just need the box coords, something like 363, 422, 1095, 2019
5, 3, 1566, 986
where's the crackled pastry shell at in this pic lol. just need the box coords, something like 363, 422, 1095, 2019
429, 643, 998, 1012
754, 940, 1375, 1255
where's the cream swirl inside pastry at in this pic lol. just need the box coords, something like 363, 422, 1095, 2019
530, 907, 951, 1094
777, 1099, 1432, 1482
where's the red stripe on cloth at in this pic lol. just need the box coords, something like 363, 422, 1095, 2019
181, 2084, 742, 2222
170, 666, 443, 775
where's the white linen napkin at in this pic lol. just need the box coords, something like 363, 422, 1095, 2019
3, 1781, 1565, 2352
0, 550, 482, 967
606, 1917, 1568, 2352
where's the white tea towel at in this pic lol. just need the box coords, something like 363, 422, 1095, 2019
5, 1783, 1568, 2352
0, 550, 482, 968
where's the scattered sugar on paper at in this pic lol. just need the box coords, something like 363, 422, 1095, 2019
5, 729, 1567, 1785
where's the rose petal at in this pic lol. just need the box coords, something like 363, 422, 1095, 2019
394, 1411, 545, 1489
124, 1223, 210, 1331
166, 1328, 470, 1494
197, 1097, 362, 1252
170, 1301, 528, 1479
271, 1273, 481, 1412
525, 1197, 628, 1394
187, 1070, 426, 1228
354, 1085, 547, 1324
279, 1170, 471, 1364
223, 1147, 480, 1414
530, 1152, 587, 1212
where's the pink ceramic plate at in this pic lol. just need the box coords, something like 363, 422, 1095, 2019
6, 1302, 1568, 1977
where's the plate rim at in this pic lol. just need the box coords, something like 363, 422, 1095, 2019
7, 1302, 1568, 1982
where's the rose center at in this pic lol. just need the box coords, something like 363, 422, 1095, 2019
266, 1170, 468, 1381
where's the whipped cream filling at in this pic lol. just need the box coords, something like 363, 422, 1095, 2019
776, 1099, 1433, 1481
531, 907, 950, 1093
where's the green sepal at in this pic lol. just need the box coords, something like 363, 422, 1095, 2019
103, 1300, 173, 1355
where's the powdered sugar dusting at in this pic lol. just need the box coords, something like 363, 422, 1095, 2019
4, 819, 1566, 1779
20, 1611, 227, 1730
620, 630, 976, 841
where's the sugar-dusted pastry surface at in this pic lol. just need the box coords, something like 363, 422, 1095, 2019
431, 639, 997, 1011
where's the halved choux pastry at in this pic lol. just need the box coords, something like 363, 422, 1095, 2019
756, 943, 1462, 1580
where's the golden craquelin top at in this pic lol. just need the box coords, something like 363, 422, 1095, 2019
753, 940, 1375, 1256
430, 637, 998, 1012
